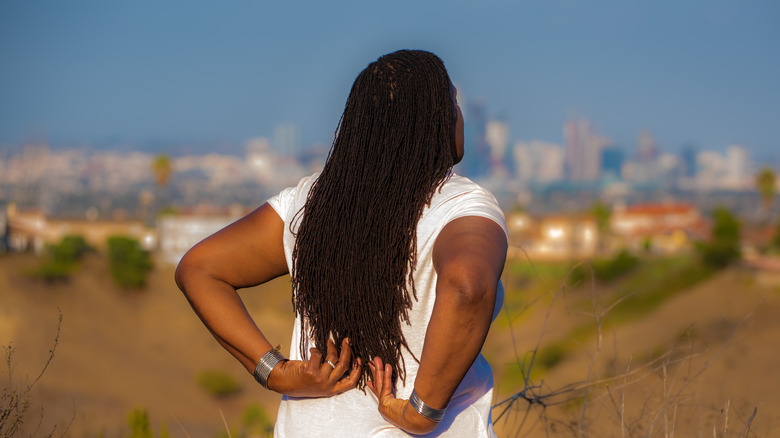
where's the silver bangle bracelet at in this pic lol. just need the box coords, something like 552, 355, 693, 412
409, 389, 447, 423
253, 346, 288, 389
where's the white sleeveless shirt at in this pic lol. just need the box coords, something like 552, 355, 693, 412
267, 173, 507, 437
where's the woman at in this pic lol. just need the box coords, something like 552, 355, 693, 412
175, 49, 507, 436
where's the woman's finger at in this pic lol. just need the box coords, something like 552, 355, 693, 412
381, 363, 393, 399
333, 338, 352, 376
307, 347, 323, 373
325, 338, 338, 362
333, 357, 361, 394
366, 360, 377, 394
372, 357, 385, 396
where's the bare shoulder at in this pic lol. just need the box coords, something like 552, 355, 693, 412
432, 216, 507, 282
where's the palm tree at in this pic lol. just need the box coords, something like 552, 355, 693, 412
151, 154, 172, 188
756, 167, 777, 222
149, 154, 173, 225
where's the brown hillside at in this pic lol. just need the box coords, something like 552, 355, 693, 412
1, 253, 778, 437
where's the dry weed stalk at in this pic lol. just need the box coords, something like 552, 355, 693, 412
0, 309, 71, 437
492, 262, 760, 437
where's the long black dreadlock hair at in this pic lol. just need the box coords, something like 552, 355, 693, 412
290, 49, 458, 388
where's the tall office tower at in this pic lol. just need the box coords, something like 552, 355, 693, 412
245, 137, 275, 183
274, 123, 300, 157
631, 131, 659, 183
601, 146, 624, 180
657, 153, 682, 184
457, 99, 491, 179
681, 144, 698, 177
564, 118, 609, 182
726, 144, 750, 189
485, 120, 509, 177
637, 131, 658, 162
514, 140, 565, 183
696, 150, 727, 189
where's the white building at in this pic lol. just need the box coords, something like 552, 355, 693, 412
514, 140, 565, 183
564, 118, 610, 182
157, 205, 248, 265
725, 144, 751, 190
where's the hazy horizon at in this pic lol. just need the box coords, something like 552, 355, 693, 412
2, 1, 779, 160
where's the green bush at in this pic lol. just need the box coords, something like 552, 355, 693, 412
32, 234, 91, 281
126, 407, 170, 438
696, 207, 741, 268
126, 407, 152, 438
52, 235, 90, 261
106, 236, 152, 289
536, 341, 567, 371
592, 249, 640, 282
771, 217, 780, 251
242, 403, 274, 437
197, 369, 242, 397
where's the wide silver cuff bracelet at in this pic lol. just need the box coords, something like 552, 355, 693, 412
409, 389, 447, 423
253, 346, 287, 389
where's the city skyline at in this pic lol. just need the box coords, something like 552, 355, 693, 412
1, 1, 779, 159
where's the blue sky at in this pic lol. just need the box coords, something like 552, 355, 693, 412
1, 0, 778, 158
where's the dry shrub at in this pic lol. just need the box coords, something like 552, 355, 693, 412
0, 310, 71, 437
492, 262, 760, 437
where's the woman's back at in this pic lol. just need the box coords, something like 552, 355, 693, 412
270, 173, 506, 437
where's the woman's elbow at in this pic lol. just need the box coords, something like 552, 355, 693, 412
438, 266, 497, 310
174, 249, 200, 293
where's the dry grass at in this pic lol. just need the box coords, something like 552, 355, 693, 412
487, 257, 775, 437
2, 251, 779, 437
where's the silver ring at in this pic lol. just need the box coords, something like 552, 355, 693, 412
326, 360, 336, 369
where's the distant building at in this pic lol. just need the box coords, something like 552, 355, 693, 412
564, 118, 610, 182
637, 131, 658, 162
274, 123, 300, 156
504, 210, 597, 260
535, 214, 598, 259
601, 146, 624, 180
696, 150, 728, 190
157, 204, 249, 265
457, 99, 491, 179
630, 131, 659, 184
611, 202, 705, 253
5, 204, 155, 253
485, 120, 510, 177
725, 144, 751, 190
681, 144, 698, 178
245, 137, 276, 184
657, 153, 683, 185
513, 140, 565, 183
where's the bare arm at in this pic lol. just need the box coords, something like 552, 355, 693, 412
175, 202, 360, 395
368, 215, 507, 434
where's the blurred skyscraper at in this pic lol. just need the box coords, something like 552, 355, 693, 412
601, 146, 624, 180
513, 140, 565, 183
485, 119, 510, 177
564, 118, 609, 182
726, 144, 750, 189
631, 131, 659, 183
681, 144, 698, 178
457, 99, 491, 179
245, 137, 275, 184
274, 123, 300, 156
637, 131, 658, 162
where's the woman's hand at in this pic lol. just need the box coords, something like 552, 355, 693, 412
367, 357, 438, 435
267, 338, 361, 397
